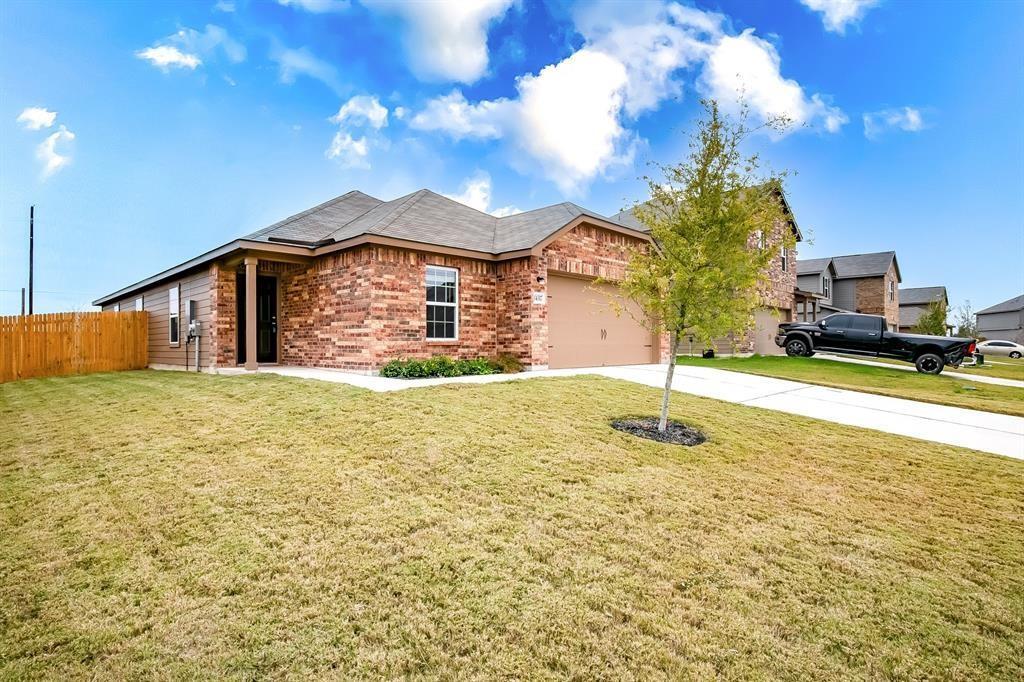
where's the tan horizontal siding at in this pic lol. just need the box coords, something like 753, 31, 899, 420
102, 267, 213, 369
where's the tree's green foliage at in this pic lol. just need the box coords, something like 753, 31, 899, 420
617, 100, 795, 430
912, 300, 948, 336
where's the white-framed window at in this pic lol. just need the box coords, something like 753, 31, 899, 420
135, 296, 143, 311
888, 279, 895, 302
754, 230, 766, 250
169, 285, 180, 346
426, 265, 458, 340
113, 302, 120, 312
780, 248, 788, 272
822, 276, 830, 298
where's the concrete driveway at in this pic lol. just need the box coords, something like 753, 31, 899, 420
253, 363, 1024, 460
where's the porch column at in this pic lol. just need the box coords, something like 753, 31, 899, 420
244, 256, 258, 370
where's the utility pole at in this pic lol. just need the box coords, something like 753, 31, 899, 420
21, 288, 25, 316
28, 205, 35, 315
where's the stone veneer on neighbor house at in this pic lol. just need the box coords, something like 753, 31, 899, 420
206, 222, 654, 372
708, 219, 798, 354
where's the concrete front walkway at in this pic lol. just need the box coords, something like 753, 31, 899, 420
251, 363, 1024, 460
814, 353, 1024, 388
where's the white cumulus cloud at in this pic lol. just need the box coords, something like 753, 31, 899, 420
700, 29, 847, 132
37, 125, 75, 179
410, 1, 846, 193
409, 91, 509, 140
330, 95, 388, 130
444, 172, 521, 216
411, 49, 635, 194
799, 0, 879, 34
17, 107, 57, 130
325, 132, 369, 168
135, 45, 201, 71
573, 1, 721, 117
270, 44, 341, 92
136, 24, 244, 72
863, 106, 926, 140
277, 0, 349, 12
325, 95, 390, 167
363, 0, 514, 83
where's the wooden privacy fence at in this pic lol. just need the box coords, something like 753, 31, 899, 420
0, 311, 148, 383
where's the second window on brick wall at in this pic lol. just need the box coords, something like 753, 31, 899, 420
426, 265, 458, 340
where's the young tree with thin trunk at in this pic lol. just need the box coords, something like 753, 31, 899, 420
954, 301, 979, 339
912, 300, 948, 336
619, 99, 795, 432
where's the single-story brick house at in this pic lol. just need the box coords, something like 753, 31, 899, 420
95, 188, 801, 372
95, 189, 662, 372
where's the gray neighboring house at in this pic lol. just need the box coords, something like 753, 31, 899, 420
795, 257, 845, 321
976, 294, 1024, 343
898, 286, 949, 333
797, 251, 902, 330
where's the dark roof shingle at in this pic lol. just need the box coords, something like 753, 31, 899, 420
796, 257, 833, 275
831, 251, 899, 279
977, 294, 1024, 315
899, 286, 947, 306
244, 188, 641, 255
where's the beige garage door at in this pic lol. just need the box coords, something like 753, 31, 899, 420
752, 307, 786, 355
547, 274, 654, 369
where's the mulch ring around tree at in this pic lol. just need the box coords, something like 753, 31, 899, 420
610, 417, 707, 446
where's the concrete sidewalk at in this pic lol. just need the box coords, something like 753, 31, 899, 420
251, 364, 1024, 460
814, 353, 1024, 388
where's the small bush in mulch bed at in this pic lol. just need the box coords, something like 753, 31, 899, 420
610, 417, 707, 446
379, 354, 523, 379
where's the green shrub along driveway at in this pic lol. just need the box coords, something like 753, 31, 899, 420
1, 371, 1022, 679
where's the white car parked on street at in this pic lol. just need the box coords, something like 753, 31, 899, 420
976, 339, 1024, 358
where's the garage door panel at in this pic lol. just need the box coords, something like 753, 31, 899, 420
548, 274, 653, 369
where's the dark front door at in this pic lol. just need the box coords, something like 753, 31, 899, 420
256, 275, 277, 363
236, 273, 278, 365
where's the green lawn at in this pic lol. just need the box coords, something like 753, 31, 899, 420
677, 355, 1024, 416
2, 371, 1023, 679
824, 352, 1024, 382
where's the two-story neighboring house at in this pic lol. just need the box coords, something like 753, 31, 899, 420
796, 251, 902, 331
611, 193, 801, 355
898, 286, 949, 333
976, 294, 1024, 343
795, 257, 843, 321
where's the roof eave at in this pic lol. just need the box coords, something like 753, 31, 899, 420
91, 239, 315, 306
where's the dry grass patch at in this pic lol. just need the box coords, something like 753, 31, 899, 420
1, 370, 1022, 679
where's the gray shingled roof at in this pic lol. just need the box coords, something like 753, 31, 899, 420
831, 251, 900, 280
245, 190, 383, 244
899, 286, 947, 306
899, 305, 928, 328
609, 207, 648, 232
796, 257, 833, 275
243, 189, 638, 253
977, 294, 1024, 315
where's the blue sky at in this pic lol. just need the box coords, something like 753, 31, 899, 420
1, 0, 1021, 315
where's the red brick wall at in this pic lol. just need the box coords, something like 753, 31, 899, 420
278, 248, 375, 371
209, 262, 237, 367
369, 248, 497, 364
496, 256, 546, 367
271, 246, 499, 371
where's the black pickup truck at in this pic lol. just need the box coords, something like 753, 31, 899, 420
775, 313, 976, 374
